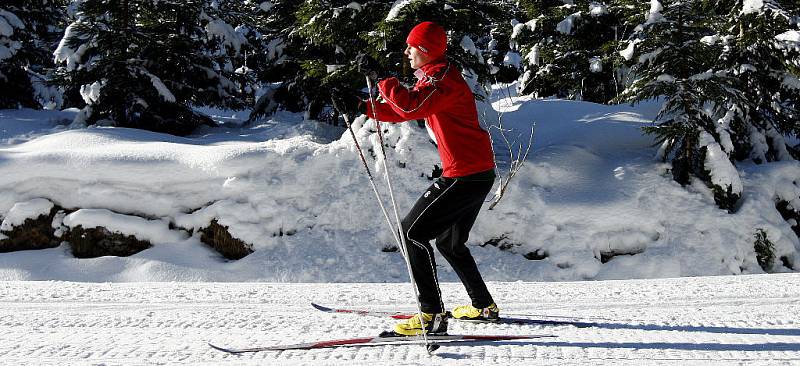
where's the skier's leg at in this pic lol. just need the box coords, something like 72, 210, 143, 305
401, 177, 473, 313
400, 179, 452, 314
434, 180, 495, 308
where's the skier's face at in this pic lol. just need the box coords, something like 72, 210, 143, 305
404, 45, 431, 70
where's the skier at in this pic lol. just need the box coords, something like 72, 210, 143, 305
365, 21, 499, 336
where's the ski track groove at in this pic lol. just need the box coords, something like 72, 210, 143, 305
0, 275, 799, 364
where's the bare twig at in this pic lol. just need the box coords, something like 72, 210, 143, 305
486, 79, 535, 210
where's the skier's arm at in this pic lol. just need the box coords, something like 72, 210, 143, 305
367, 77, 451, 122
364, 97, 409, 123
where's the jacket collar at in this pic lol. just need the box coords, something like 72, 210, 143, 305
414, 57, 450, 86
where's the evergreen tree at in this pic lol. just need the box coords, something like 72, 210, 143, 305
53, 0, 256, 135
708, 0, 800, 164
616, 0, 746, 211
291, 0, 386, 123
250, 0, 373, 123
0, 0, 68, 109
249, 0, 509, 123
246, 0, 304, 121
512, 0, 632, 102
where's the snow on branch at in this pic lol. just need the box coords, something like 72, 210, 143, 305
205, 18, 247, 54
698, 131, 743, 196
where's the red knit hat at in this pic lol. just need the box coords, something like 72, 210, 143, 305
406, 21, 447, 59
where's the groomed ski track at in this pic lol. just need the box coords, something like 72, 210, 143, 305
1, 273, 800, 365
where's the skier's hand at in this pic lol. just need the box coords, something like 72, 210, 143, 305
356, 53, 378, 73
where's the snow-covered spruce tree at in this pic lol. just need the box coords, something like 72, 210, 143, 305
287, 0, 387, 123
247, 0, 302, 121
616, 0, 746, 212
707, 0, 799, 241
512, 0, 632, 102
0, 1, 68, 109
255, 1, 507, 123
706, 0, 800, 164
53, 0, 255, 135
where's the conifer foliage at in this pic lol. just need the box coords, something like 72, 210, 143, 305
615, 0, 800, 212
251, 0, 509, 123
617, 0, 743, 211
0, 0, 67, 109
512, 0, 632, 102
373, 0, 507, 97
53, 0, 257, 135
709, 0, 800, 164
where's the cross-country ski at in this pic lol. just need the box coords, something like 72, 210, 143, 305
208, 333, 556, 353
311, 302, 596, 327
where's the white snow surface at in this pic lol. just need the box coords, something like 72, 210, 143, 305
0, 9, 24, 61
777, 30, 800, 43
0, 10, 24, 37
0, 86, 798, 284
53, 22, 84, 71
0, 198, 53, 231
63, 208, 188, 244
503, 51, 521, 69
79, 80, 103, 104
526, 44, 540, 66
1, 274, 800, 364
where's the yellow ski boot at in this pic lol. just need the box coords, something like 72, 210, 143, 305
451, 303, 500, 322
392, 312, 448, 336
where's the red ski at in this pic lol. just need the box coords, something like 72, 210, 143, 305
208, 333, 555, 353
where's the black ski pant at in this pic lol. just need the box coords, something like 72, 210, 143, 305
401, 176, 495, 314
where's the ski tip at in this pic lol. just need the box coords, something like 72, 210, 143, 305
311, 303, 332, 312
208, 341, 242, 354
427, 344, 441, 353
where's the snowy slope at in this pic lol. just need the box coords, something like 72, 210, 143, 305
1, 274, 799, 365
0, 86, 798, 283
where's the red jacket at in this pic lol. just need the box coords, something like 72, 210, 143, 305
366, 59, 495, 178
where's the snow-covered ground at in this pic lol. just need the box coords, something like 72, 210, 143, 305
1, 85, 797, 282
1, 273, 799, 365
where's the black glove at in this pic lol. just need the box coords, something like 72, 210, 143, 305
430, 164, 443, 179
355, 53, 378, 75
331, 91, 366, 119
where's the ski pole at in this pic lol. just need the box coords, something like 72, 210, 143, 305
365, 76, 437, 353
330, 96, 402, 249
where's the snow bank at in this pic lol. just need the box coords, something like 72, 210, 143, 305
63, 209, 187, 244
0, 88, 797, 282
